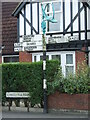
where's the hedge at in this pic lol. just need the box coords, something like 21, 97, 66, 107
2, 60, 60, 106
1, 61, 89, 106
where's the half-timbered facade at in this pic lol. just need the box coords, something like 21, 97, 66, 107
12, 0, 90, 76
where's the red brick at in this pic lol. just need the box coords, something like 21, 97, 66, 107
19, 51, 32, 62
48, 91, 89, 110
75, 47, 86, 69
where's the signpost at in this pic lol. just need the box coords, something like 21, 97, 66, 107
14, 35, 43, 52
41, 3, 57, 113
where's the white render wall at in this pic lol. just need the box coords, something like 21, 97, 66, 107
26, 4, 31, 35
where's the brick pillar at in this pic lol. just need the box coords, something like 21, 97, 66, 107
75, 47, 86, 69
19, 51, 32, 62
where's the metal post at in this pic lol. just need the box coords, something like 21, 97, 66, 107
41, 3, 57, 113
42, 34, 48, 113
84, 5, 89, 65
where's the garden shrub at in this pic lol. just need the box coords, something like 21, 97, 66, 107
52, 62, 89, 94
2, 60, 60, 106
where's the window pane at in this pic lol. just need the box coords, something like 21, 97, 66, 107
4, 57, 19, 63
40, 55, 49, 61
34, 56, 36, 62
47, 13, 60, 32
47, 2, 61, 12
52, 55, 61, 62
66, 66, 74, 76
66, 54, 73, 64
40, 56, 43, 61
53, 2, 61, 11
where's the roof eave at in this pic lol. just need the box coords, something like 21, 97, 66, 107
12, 2, 26, 17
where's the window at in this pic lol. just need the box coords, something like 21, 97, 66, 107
66, 54, 73, 64
3, 56, 19, 63
40, 0, 62, 33
32, 52, 75, 77
40, 55, 49, 61
65, 54, 74, 76
47, 1, 61, 32
52, 55, 61, 63
34, 56, 36, 62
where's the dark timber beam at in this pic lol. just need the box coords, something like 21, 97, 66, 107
70, 1, 73, 36
31, 3, 33, 34
84, 5, 89, 65
64, 6, 84, 33
17, 15, 19, 42
46, 30, 90, 36
20, 11, 38, 34
78, 2, 81, 40
24, 5, 26, 35
37, 2, 39, 34
63, 1, 65, 35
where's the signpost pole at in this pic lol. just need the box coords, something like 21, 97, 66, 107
41, 3, 57, 113
42, 33, 47, 113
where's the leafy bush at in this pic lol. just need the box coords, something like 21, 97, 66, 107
2, 60, 60, 106
52, 62, 89, 94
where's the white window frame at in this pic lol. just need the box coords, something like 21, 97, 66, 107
2, 55, 19, 63
39, 0, 62, 34
65, 53, 75, 76
32, 51, 75, 76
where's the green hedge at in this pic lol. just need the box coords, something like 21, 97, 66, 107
2, 60, 60, 106
2, 61, 89, 106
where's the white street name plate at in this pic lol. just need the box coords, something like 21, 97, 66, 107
6, 92, 30, 98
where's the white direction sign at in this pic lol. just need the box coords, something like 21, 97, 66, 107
14, 35, 43, 52
14, 34, 79, 52
14, 43, 23, 52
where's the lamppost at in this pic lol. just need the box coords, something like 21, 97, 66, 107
41, 3, 57, 113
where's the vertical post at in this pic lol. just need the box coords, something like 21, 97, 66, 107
42, 34, 48, 113
8, 99, 11, 111
41, 3, 57, 113
27, 99, 29, 112
84, 5, 88, 65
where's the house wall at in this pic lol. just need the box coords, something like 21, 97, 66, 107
75, 47, 86, 68
19, 51, 32, 62
19, 1, 89, 41
2, 2, 19, 55
16, 1, 90, 74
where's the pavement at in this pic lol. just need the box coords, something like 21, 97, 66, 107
1, 107, 89, 119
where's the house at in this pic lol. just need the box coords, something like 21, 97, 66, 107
12, 0, 90, 76
1, 2, 19, 63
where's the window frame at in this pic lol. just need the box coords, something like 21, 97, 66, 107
32, 51, 75, 77
65, 53, 75, 76
2, 55, 19, 63
39, 0, 62, 33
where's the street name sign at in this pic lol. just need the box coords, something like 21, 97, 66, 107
6, 92, 30, 98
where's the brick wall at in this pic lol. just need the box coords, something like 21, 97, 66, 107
48, 92, 89, 110
2, 2, 18, 55
19, 51, 32, 62
75, 47, 86, 69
